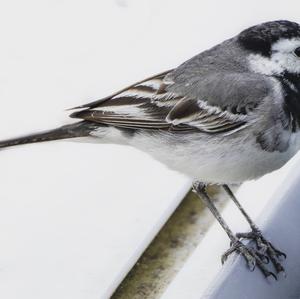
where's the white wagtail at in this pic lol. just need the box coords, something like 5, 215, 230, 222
1, 19, 299, 278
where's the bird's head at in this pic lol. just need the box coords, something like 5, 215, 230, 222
238, 20, 300, 76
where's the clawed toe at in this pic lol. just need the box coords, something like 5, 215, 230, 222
267, 243, 287, 260
266, 271, 277, 281
234, 229, 286, 275
221, 239, 277, 278
255, 250, 269, 264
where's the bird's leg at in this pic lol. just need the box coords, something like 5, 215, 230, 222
222, 184, 286, 274
192, 181, 276, 278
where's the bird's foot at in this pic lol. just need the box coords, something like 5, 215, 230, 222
236, 229, 286, 275
221, 239, 277, 279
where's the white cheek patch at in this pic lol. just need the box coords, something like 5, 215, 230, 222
272, 51, 300, 74
248, 37, 300, 75
272, 37, 300, 53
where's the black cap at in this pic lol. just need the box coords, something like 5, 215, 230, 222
238, 20, 300, 56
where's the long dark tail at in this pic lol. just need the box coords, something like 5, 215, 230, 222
0, 121, 98, 149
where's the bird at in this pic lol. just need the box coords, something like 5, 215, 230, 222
1, 19, 300, 279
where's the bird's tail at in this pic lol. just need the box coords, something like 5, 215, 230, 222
0, 121, 98, 149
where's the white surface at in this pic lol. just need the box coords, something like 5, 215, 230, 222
0, 144, 190, 299
0, 1, 193, 299
1, 1, 300, 299
162, 155, 300, 299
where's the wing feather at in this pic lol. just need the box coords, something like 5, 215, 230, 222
167, 98, 248, 133
70, 71, 250, 134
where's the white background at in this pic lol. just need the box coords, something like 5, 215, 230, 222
0, 0, 299, 298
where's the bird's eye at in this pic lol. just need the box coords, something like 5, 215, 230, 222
294, 47, 300, 57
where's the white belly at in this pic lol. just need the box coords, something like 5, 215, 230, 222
90, 127, 300, 184
129, 131, 300, 184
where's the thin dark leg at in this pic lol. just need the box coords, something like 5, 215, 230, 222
223, 184, 286, 274
223, 185, 258, 230
192, 181, 276, 278
193, 182, 236, 241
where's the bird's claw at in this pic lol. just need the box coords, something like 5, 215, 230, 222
221, 239, 276, 278
235, 229, 286, 275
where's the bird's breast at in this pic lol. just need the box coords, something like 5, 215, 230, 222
129, 130, 298, 184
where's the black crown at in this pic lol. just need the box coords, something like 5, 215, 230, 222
238, 20, 300, 56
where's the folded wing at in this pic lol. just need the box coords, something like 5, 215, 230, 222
70, 70, 249, 134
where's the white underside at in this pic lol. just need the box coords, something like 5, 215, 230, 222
89, 127, 300, 184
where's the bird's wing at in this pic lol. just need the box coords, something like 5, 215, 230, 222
166, 97, 248, 134
70, 70, 252, 134
69, 70, 184, 130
